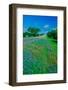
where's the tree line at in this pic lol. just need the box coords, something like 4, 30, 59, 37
23, 27, 57, 41
47, 29, 57, 41
23, 27, 41, 37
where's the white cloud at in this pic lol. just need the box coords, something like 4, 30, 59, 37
44, 25, 49, 28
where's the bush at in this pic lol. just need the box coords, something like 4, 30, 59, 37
23, 32, 32, 37
23, 27, 40, 37
28, 27, 40, 36
47, 30, 57, 41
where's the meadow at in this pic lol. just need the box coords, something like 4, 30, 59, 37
23, 35, 57, 74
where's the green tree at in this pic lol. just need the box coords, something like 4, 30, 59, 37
47, 29, 57, 42
27, 27, 40, 36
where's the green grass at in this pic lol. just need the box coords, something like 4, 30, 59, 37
23, 35, 57, 74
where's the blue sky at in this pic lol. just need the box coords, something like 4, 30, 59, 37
23, 15, 57, 34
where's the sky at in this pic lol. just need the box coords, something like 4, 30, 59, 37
23, 15, 57, 34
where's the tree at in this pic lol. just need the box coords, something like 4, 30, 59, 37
47, 29, 57, 42
23, 32, 32, 37
27, 27, 40, 36
23, 32, 29, 37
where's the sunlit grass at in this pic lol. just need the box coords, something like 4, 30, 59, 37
23, 36, 57, 74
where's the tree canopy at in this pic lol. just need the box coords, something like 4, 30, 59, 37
47, 29, 57, 42
23, 27, 40, 37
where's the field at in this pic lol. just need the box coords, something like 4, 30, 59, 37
23, 35, 57, 74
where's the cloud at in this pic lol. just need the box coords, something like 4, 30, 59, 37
44, 25, 49, 28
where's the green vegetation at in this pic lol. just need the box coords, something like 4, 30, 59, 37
23, 27, 57, 74
28, 27, 40, 36
23, 27, 43, 37
23, 35, 57, 74
47, 29, 57, 42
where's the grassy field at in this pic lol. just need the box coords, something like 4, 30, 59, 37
23, 35, 57, 75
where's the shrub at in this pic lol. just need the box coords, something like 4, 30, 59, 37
47, 29, 57, 41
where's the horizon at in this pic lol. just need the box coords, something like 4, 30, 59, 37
23, 15, 57, 34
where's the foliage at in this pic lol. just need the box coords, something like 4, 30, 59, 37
23, 32, 31, 37
28, 27, 40, 36
23, 37, 57, 74
23, 27, 40, 37
47, 29, 57, 41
